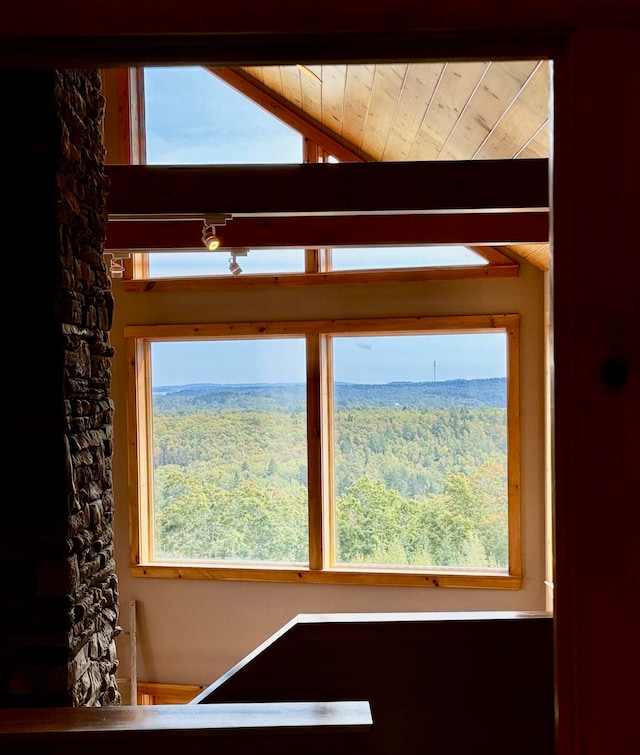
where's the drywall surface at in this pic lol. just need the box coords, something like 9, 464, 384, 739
110, 261, 547, 686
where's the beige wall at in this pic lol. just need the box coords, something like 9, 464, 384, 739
110, 258, 547, 687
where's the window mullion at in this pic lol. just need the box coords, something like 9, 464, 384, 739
130, 338, 154, 565
306, 333, 332, 570
323, 336, 336, 568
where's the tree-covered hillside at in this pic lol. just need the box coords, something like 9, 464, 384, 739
151, 378, 509, 570
153, 377, 506, 412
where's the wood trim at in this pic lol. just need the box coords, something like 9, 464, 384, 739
209, 67, 372, 162
137, 682, 205, 705
126, 313, 519, 586
470, 245, 519, 265
505, 314, 522, 578
124, 314, 518, 340
322, 336, 336, 569
105, 213, 548, 251
117, 67, 146, 166
125, 338, 142, 567
102, 67, 146, 280
131, 563, 521, 589
122, 264, 518, 294
105, 160, 549, 217
306, 333, 324, 570
126, 338, 153, 567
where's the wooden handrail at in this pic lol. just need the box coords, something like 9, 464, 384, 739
0, 701, 373, 755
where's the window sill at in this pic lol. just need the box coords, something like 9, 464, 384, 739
131, 562, 521, 589
121, 264, 518, 293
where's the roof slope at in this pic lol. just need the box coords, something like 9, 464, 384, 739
211, 62, 550, 270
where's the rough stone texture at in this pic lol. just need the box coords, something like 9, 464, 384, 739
0, 69, 120, 708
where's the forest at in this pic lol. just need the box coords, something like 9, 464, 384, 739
151, 378, 509, 570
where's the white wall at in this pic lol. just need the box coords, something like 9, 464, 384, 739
110, 261, 546, 687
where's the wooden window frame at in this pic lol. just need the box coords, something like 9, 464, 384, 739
126, 313, 521, 589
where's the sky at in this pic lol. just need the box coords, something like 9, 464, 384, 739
143, 67, 507, 386
151, 334, 507, 387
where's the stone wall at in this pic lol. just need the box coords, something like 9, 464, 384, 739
0, 69, 120, 707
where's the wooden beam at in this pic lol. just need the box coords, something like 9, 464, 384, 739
105, 159, 549, 217
2, 1, 638, 69
0, 33, 565, 70
3, 1, 639, 40
105, 212, 547, 251
208, 68, 372, 163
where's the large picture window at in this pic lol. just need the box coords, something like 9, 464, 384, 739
126, 314, 521, 588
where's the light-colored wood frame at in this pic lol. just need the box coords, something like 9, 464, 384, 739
137, 682, 205, 705
125, 314, 521, 588
122, 264, 518, 293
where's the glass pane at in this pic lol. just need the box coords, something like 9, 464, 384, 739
148, 248, 306, 278
330, 245, 487, 271
332, 332, 508, 570
150, 339, 308, 564
144, 67, 302, 164
143, 67, 305, 278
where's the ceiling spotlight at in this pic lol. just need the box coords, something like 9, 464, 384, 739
202, 224, 220, 251
202, 214, 233, 251
229, 255, 243, 276
109, 257, 125, 278
108, 252, 131, 279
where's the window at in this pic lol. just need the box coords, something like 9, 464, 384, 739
126, 314, 521, 588
112, 65, 521, 285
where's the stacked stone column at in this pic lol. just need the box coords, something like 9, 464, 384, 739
0, 69, 120, 707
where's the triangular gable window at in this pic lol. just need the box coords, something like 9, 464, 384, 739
144, 66, 302, 164
106, 66, 535, 284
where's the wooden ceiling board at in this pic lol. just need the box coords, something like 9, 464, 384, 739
408, 61, 490, 160
439, 60, 541, 160
244, 66, 266, 89
381, 63, 445, 161
474, 61, 550, 159
276, 65, 304, 110
318, 64, 347, 136
521, 244, 550, 269
341, 64, 377, 149
515, 122, 550, 158
298, 67, 323, 124
359, 64, 408, 159
508, 242, 550, 270
209, 61, 551, 268
257, 65, 284, 100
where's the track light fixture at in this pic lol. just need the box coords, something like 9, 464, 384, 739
108, 252, 131, 279
202, 224, 220, 251
228, 255, 242, 276
228, 248, 248, 276
202, 214, 233, 251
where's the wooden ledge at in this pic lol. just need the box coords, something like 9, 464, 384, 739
0, 701, 372, 754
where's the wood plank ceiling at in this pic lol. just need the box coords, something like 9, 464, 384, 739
210, 61, 550, 270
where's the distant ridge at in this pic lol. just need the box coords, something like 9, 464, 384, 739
153, 377, 506, 411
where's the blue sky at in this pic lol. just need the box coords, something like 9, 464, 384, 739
151, 334, 507, 386
143, 67, 507, 386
